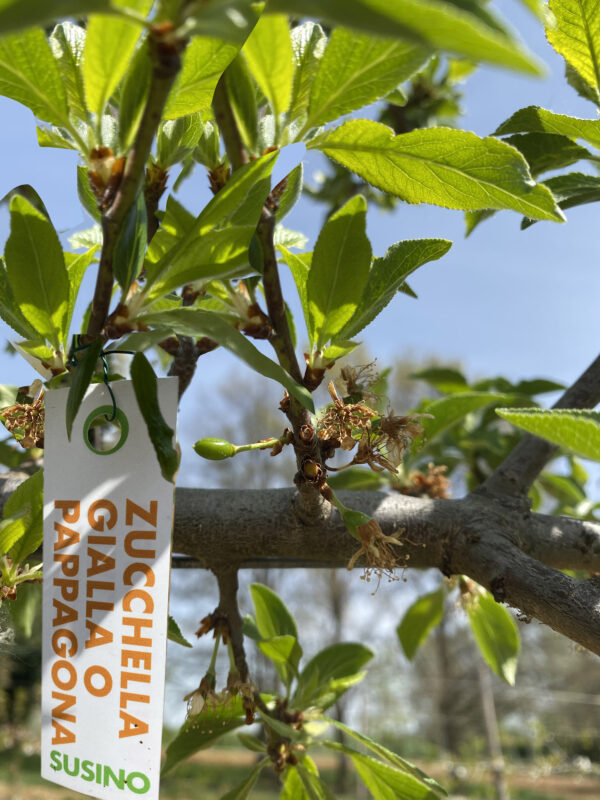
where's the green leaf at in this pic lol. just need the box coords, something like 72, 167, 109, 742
303, 29, 428, 131
325, 742, 443, 799
5, 195, 69, 350
183, 0, 259, 44
162, 695, 246, 775
167, 615, 193, 647
65, 338, 103, 440
397, 588, 444, 660
0, 27, 71, 129
411, 367, 468, 394
84, 0, 152, 124
130, 352, 179, 482
278, 248, 310, 336
250, 582, 298, 638
137, 308, 314, 411
0, 515, 29, 557
308, 121, 564, 221
522, 173, 600, 226
36, 125, 78, 151
77, 165, 101, 222
194, 119, 222, 168
494, 106, 600, 149
157, 113, 202, 168
49, 21, 88, 122
145, 225, 258, 300
503, 132, 594, 177
416, 392, 508, 449
163, 36, 238, 120
0, 259, 41, 341
277, 164, 303, 221
266, 0, 542, 74
113, 191, 147, 293
65, 246, 99, 338
0, 385, 18, 407
339, 239, 451, 340
547, 0, 600, 100
327, 467, 388, 491
118, 38, 151, 150
8, 582, 42, 638
145, 152, 278, 284
467, 589, 520, 685
258, 634, 302, 689
242, 14, 293, 131
295, 765, 336, 800
0, 1, 111, 35
322, 718, 446, 796
218, 758, 270, 800
496, 408, 600, 461
4, 469, 44, 564
294, 642, 373, 709
237, 732, 266, 752
539, 473, 586, 506
307, 195, 372, 348
287, 21, 327, 128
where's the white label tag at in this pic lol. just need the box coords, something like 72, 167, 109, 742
41, 378, 178, 800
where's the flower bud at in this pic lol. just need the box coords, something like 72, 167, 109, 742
193, 438, 236, 460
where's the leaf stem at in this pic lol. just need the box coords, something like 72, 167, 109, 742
86, 24, 185, 337
212, 73, 249, 170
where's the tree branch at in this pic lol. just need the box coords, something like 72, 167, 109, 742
87, 25, 185, 337
170, 486, 600, 656
481, 353, 600, 497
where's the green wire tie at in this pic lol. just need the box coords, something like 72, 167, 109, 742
67, 334, 135, 423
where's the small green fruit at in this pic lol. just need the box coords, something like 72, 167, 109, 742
193, 438, 236, 460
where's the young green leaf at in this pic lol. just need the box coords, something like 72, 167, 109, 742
276, 164, 304, 222
49, 21, 88, 123
218, 758, 270, 800
494, 106, 600, 149
113, 192, 147, 293
411, 367, 468, 394
65, 338, 103, 440
0, 515, 29, 558
118, 38, 151, 150
242, 14, 293, 134
325, 742, 443, 799
307, 195, 372, 348
84, 0, 152, 126
547, 0, 600, 101
308, 121, 565, 221
327, 468, 388, 491
220, 60, 256, 154
279, 248, 311, 337
503, 133, 594, 178
322, 717, 447, 796
467, 589, 520, 685
0, 1, 111, 35
303, 29, 429, 131
293, 641, 373, 709
250, 582, 298, 638
138, 308, 314, 411
258, 634, 303, 690
521, 173, 600, 227
496, 408, 600, 461
5, 195, 69, 350
130, 352, 180, 482
397, 587, 444, 660
0, 259, 41, 341
8, 582, 42, 638
287, 21, 327, 128
167, 615, 193, 647
163, 37, 238, 120
0, 27, 72, 130
295, 764, 336, 800
157, 114, 202, 168
339, 239, 451, 340
4, 469, 44, 564
267, 0, 542, 75
36, 125, 79, 151
162, 696, 246, 775
65, 246, 99, 337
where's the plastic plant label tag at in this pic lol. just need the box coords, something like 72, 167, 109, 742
41, 378, 178, 800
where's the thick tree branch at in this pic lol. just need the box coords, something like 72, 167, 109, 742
482, 353, 600, 497
170, 486, 600, 656
87, 25, 184, 337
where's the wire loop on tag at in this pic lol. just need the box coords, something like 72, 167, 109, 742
67, 335, 135, 423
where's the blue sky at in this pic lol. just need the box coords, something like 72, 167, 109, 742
0, 1, 598, 485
